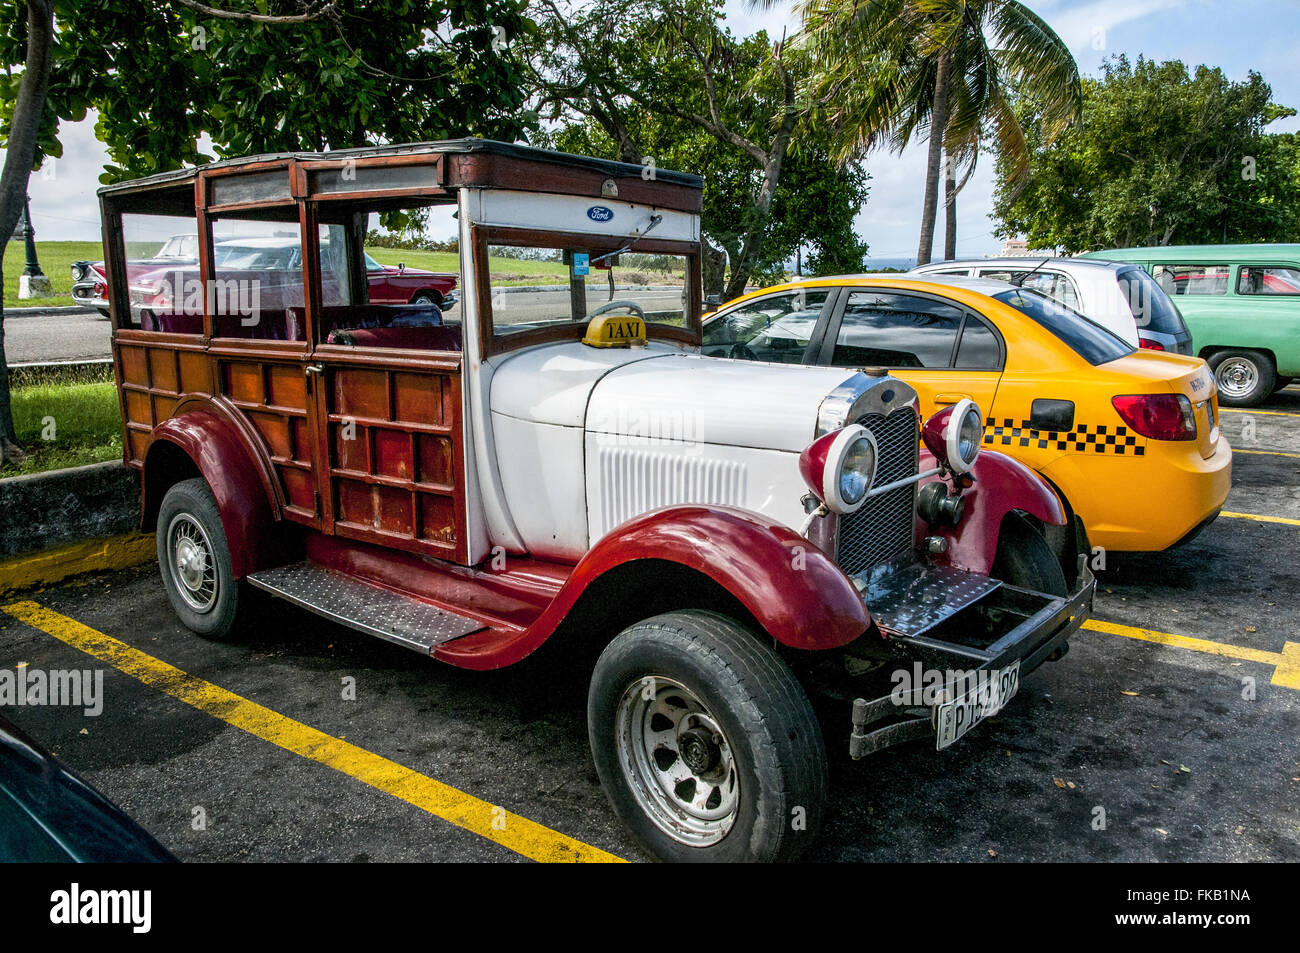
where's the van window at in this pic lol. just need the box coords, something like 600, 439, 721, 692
1151, 264, 1228, 296
1238, 266, 1300, 296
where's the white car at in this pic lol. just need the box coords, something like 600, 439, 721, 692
911, 257, 1193, 354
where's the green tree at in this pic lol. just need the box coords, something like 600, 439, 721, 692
0, 0, 535, 464
528, 0, 866, 299
796, 0, 1080, 264
992, 56, 1300, 252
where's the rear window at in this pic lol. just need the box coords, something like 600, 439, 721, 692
993, 289, 1134, 365
1116, 267, 1187, 334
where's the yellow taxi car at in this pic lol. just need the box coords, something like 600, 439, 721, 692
702, 274, 1232, 554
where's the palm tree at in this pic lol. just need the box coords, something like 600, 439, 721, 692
794, 0, 1080, 264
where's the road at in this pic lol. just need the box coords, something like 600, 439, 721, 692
0, 392, 1297, 862
5, 308, 111, 363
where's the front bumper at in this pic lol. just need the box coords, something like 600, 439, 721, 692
847, 561, 1096, 758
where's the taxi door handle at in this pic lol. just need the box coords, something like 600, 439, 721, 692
934, 393, 971, 405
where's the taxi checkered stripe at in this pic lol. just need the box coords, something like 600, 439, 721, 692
983, 417, 1146, 456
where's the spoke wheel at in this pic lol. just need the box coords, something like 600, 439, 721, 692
616, 676, 740, 847
167, 513, 219, 612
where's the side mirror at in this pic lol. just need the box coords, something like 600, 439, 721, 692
704, 294, 721, 308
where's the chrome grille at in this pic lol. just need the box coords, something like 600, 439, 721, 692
836, 408, 919, 576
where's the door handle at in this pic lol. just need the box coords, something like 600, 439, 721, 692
305, 364, 324, 375
934, 393, 971, 405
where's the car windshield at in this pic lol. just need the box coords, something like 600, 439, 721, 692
993, 288, 1134, 365
1115, 267, 1186, 334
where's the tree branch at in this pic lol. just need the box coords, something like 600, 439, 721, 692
170, 0, 335, 24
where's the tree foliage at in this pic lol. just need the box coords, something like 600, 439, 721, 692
527, 0, 868, 298
992, 56, 1300, 252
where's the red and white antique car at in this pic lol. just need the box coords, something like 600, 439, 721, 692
73, 236, 457, 318
101, 140, 1094, 862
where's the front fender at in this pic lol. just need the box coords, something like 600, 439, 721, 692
144, 409, 281, 578
920, 448, 1065, 575
535, 505, 870, 653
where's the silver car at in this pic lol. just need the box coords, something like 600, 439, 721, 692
911, 257, 1193, 354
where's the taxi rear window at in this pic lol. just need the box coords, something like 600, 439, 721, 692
993, 288, 1134, 365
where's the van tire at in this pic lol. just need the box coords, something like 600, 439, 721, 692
157, 478, 240, 639
1208, 349, 1275, 407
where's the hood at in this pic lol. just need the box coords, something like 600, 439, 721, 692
588, 353, 857, 453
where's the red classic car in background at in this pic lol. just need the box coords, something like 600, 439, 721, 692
71, 235, 458, 318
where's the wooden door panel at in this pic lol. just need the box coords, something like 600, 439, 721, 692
321, 362, 466, 562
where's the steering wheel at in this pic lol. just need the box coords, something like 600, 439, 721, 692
586, 299, 646, 321
728, 342, 758, 361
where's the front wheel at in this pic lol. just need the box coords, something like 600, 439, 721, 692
992, 512, 1069, 597
1208, 349, 1275, 407
411, 291, 441, 307
588, 611, 826, 862
157, 477, 240, 639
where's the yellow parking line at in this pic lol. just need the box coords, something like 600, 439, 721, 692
1, 600, 624, 864
1082, 619, 1300, 690
1219, 408, 1300, 418
1234, 449, 1300, 459
0, 533, 154, 597
1221, 510, 1300, 527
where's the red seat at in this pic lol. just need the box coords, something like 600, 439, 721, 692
327, 325, 462, 351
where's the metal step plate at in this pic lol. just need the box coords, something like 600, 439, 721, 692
860, 563, 1001, 638
247, 561, 486, 655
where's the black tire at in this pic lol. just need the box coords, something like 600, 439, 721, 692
1207, 349, 1275, 407
156, 477, 240, 639
96, 308, 111, 319
588, 610, 826, 862
1273, 376, 1294, 394
411, 291, 441, 307
991, 512, 1068, 597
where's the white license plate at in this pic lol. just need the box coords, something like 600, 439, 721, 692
934, 661, 1021, 750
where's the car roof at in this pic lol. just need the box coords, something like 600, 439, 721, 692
1078, 243, 1300, 263
914, 256, 1129, 274
797, 272, 1019, 296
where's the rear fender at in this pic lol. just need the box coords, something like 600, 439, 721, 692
143, 405, 282, 578
529, 505, 870, 653
921, 448, 1065, 574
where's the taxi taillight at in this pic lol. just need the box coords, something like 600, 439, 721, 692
1112, 394, 1196, 441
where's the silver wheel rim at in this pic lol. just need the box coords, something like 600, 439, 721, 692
615, 676, 740, 847
167, 512, 218, 613
1216, 357, 1258, 399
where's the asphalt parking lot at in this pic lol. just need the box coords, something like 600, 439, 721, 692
1, 389, 1298, 863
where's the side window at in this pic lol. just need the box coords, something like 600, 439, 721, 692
976, 268, 1017, 282
830, 291, 964, 368
1152, 264, 1228, 296
118, 213, 204, 334
702, 289, 829, 363
210, 215, 308, 341
954, 316, 1002, 369
1238, 265, 1300, 295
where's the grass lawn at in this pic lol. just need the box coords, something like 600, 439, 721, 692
5, 380, 122, 476
3, 241, 105, 309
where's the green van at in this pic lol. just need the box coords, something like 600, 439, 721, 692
1079, 243, 1300, 406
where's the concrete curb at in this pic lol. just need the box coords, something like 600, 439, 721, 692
0, 461, 140, 561
4, 305, 97, 316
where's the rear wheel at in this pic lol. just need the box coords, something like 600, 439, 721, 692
588, 610, 826, 862
1208, 349, 1275, 407
992, 512, 1068, 597
1273, 376, 1294, 394
157, 478, 240, 639
411, 291, 441, 307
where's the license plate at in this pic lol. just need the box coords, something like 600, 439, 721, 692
934, 661, 1020, 750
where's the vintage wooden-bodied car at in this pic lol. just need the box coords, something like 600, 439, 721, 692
101, 140, 1094, 862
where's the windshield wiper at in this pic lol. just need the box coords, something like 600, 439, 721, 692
591, 213, 664, 266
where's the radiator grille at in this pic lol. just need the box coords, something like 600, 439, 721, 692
836, 408, 919, 576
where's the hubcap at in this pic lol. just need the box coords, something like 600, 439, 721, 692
1216, 357, 1258, 399
167, 513, 218, 613
615, 676, 740, 847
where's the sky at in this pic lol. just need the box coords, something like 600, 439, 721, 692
13, 0, 1300, 265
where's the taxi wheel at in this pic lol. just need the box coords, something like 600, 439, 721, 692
588, 610, 826, 862
157, 478, 240, 640
992, 512, 1068, 597
1209, 349, 1275, 407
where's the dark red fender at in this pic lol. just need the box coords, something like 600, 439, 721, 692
144, 409, 281, 578
438, 505, 871, 670
918, 448, 1065, 574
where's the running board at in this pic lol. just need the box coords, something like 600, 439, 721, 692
246, 561, 487, 655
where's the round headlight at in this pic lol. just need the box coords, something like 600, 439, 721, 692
819, 424, 877, 514
946, 398, 983, 475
